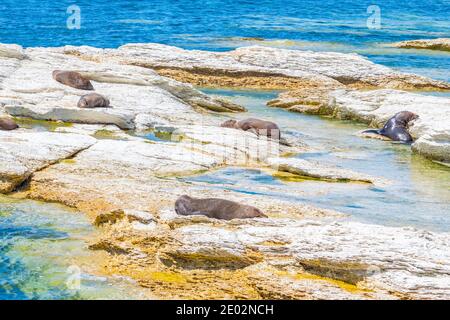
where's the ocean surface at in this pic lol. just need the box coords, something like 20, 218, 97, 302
0, 0, 449, 81
1, 0, 449, 299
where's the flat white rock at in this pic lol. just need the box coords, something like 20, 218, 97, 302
0, 130, 96, 192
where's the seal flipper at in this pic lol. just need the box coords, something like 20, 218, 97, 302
393, 131, 413, 143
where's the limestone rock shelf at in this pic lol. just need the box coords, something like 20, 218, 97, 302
49, 42, 450, 163
61, 43, 450, 90
1, 42, 450, 299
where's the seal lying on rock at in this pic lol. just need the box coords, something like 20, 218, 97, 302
362, 111, 419, 143
78, 93, 110, 108
175, 195, 267, 220
52, 70, 94, 90
221, 118, 293, 146
221, 118, 281, 140
0, 117, 18, 130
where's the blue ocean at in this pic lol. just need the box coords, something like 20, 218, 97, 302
0, 0, 449, 81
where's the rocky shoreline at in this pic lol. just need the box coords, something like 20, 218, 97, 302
52, 42, 450, 163
1, 43, 450, 299
391, 38, 450, 52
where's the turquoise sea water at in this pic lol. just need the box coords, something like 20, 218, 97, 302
0, 196, 151, 299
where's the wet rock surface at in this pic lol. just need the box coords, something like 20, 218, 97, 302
267, 157, 389, 185
391, 38, 450, 52
268, 89, 450, 163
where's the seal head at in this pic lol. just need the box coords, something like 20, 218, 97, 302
78, 93, 110, 108
221, 118, 281, 140
0, 117, 19, 131
220, 119, 238, 128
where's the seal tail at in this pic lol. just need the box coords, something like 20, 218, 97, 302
279, 138, 292, 147
362, 129, 381, 135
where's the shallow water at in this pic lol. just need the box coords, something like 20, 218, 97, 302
0, 0, 449, 81
0, 195, 150, 300
192, 88, 450, 232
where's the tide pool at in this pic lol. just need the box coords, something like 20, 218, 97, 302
0, 195, 151, 299
192, 88, 450, 232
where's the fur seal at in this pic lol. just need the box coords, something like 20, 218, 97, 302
221, 118, 281, 140
78, 93, 110, 108
0, 117, 18, 131
362, 111, 419, 143
52, 70, 94, 90
175, 195, 267, 220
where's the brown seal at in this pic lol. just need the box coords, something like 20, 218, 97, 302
175, 195, 267, 220
52, 70, 94, 90
0, 117, 19, 131
78, 93, 110, 108
362, 111, 419, 143
221, 118, 281, 140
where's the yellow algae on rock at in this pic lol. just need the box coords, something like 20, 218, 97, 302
14, 117, 73, 132
60, 159, 76, 164
93, 129, 121, 140
293, 273, 370, 294
149, 271, 187, 284
272, 170, 319, 182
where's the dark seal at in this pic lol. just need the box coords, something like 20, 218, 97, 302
52, 70, 94, 90
221, 118, 281, 140
175, 195, 267, 220
78, 93, 110, 108
362, 111, 419, 143
0, 117, 19, 131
